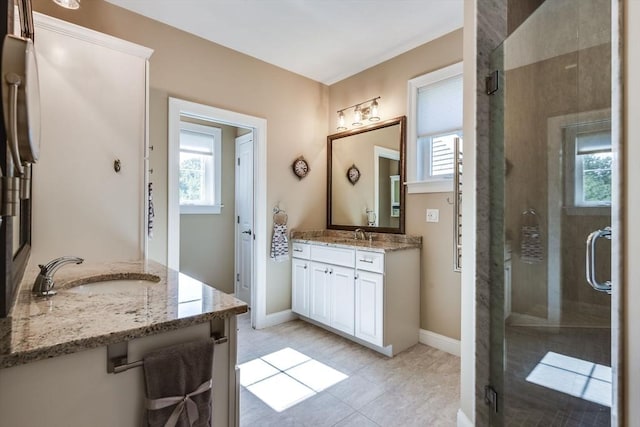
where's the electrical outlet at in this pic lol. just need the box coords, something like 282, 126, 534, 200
426, 209, 439, 223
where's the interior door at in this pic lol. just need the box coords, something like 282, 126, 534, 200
235, 133, 253, 306
488, 1, 614, 425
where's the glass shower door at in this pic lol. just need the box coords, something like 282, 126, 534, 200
489, 0, 612, 425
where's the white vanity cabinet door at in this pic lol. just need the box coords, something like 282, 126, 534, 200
309, 262, 332, 326
330, 265, 355, 335
292, 258, 310, 317
355, 271, 384, 347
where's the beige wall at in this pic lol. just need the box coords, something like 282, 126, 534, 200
32, 0, 329, 314
329, 29, 464, 340
624, 0, 639, 424
179, 123, 238, 294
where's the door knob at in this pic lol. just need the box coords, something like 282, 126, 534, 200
242, 229, 252, 235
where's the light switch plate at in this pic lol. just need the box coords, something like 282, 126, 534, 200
426, 209, 439, 222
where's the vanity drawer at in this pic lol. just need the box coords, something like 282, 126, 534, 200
310, 245, 355, 268
292, 242, 311, 259
356, 250, 384, 273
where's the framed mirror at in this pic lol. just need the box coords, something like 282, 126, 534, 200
327, 116, 406, 234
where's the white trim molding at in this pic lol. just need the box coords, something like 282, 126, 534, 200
33, 11, 153, 59
262, 310, 298, 329
167, 98, 268, 330
457, 409, 473, 427
419, 329, 461, 357
406, 61, 463, 192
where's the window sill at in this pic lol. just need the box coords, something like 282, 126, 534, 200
563, 206, 611, 216
180, 204, 223, 215
406, 180, 453, 194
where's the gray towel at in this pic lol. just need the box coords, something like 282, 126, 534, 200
143, 339, 214, 427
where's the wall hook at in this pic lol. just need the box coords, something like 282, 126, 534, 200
114, 159, 121, 173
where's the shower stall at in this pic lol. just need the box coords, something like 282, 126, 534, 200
488, 0, 614, 425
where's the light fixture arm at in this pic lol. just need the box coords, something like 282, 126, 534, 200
336, 96, 381, 130
336, 96, 381, 115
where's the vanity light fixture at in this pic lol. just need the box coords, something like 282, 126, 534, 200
53, 0, 80, 9
337, 111, 347, 131
352, 105, 363, 126
335, 96, 381, 131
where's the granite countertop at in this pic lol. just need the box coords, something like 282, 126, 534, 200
291, 230, 421, 253
0, 260, 247, 369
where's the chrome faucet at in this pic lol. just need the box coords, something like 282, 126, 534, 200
354, 228, 367, 241
32, 256, 84, 296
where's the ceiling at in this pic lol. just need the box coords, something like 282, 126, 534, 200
104, 0, 464, 85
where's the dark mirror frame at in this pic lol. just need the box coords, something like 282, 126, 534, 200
327, 115, 406, 234
0, 4, 31, 318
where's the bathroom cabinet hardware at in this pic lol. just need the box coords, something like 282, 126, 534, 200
304, 264, 307, 269
107, 324, 228, 374
113, 159, 121, 173
293, 248, 303, 252
359, 259, 374, 264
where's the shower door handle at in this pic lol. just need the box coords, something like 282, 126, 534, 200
585, 227, 612, 294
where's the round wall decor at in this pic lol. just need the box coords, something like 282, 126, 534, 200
292, 156, 310, 179
347, 164, 360, 185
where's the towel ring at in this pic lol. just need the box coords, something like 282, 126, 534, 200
273, 207, 288, 225
521, 208, 539, 226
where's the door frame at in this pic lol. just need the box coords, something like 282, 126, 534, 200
234, 132, 254, 307
168, 97, 267, 329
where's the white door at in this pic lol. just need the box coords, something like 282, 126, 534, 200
355, 270, 384, 346
291, 258, 310, 316
330, 265, 355, 335
235, 133, 254, 305
309, 262, 331, 325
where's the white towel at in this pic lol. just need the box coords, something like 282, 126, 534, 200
270, 223, 289, 262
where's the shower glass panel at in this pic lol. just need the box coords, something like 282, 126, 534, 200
489, 1, 612, 425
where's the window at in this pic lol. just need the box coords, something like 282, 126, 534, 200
179, 121, 222, 214
407, 62, 463, 193
564, 120, 611, 211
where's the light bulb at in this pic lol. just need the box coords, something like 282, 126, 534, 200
337, 111, 347, 131
352, 106, 362, 126
369, 99, 380, 121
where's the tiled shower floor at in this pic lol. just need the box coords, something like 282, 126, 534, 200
237, 313, 460, 427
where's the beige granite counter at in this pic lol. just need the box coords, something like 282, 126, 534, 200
291, 229, 421, 252
0, 260, 247, 369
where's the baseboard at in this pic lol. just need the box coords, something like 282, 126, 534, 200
419, 329, 461, 357
261, 309, 297, 328
457, 409, 473, 427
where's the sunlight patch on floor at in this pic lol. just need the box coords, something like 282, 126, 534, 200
526, 351, 611, 407
239, 347, 348, 412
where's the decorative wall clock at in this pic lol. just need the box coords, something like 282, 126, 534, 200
347, 164, 360, 185
292, 156, 310, 179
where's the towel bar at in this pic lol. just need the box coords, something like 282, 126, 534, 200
107, 333, 228, 374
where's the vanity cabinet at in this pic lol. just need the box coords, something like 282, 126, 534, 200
291, 241, 420, 356
291, 258, 310, 317
355, 270, 384, 346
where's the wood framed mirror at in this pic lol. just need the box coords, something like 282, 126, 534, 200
327, 116, 406, 234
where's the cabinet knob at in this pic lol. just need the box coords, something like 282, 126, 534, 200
355, 274, 359, 280
324, 268, 329, 274
329, 269, 333, 275
304, 264, 307, 269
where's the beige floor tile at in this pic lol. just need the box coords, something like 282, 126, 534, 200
237, 313, 460, 427
334, 412, 381, 427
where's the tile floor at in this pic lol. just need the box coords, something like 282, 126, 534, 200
237, 313, 460, 426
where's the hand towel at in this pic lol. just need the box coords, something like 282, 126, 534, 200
143, 339, 214, 427
270, 223, 289, 262
520, 225, 543, 264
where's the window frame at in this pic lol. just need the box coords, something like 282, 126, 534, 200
563, 119, 612, 216
178, 121, 223, 215
406, 61, 463, 194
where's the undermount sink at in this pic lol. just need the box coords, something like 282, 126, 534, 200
64, 275, 161, 295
